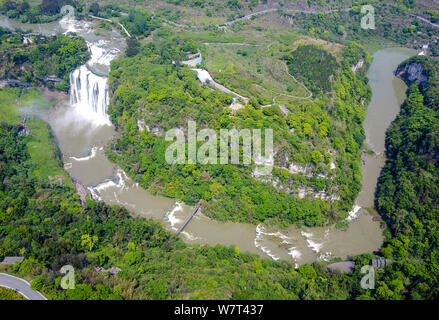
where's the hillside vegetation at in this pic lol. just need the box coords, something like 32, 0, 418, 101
106, 26, 371, 226
374, 57, 439, 299
0, 28, 90, 91
0, 286, 26, 300
0, 88, 365, 300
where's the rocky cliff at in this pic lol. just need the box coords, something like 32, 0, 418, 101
396, 61, 428, 87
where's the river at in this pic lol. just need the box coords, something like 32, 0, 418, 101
1, 14, 416, 266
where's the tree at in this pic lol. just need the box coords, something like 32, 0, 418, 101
2, 0, 17, 12
89, 2, 99, 16
337, 25, 345, 35
31, 277, 46, 291
33, 60, 48, 79
125, 37, 139, 57
311, 150, 322, 165
81, 234, 98, 251
17, 0, 29, 13
40, 0, 62, 15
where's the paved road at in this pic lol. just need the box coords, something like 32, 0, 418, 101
0, 273, 47, 300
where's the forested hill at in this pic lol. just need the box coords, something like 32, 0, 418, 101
0, 28, 90, 91
0, 89, 368, 300
107, 36, 371, 227
373, 56, 439, 298
1, 78, 438, 299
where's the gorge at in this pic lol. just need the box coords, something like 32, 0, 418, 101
0, 14, 416, 267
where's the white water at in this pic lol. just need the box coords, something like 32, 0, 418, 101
63, 14, 119, 126
345, 205, 362, 222
69, 65, 111, 126
69, 146, 98, 161
164, 202, 184, 231
88, 39, 121, 67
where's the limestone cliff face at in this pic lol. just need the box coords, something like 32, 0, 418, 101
351, 59, 364, 74
396, 57, 439, 110
396, 61, 428, 88
0, 79, 30, 88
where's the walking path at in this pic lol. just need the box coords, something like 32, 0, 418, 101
89, 15, 132, 37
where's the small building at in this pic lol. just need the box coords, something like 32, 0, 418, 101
94, 266, 122, 275
1, 256, 24, 265
371, 259, 392, 269
418, 44, 429, 56
22, 36, 33, 45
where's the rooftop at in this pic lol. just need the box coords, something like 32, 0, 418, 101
1, 256, 24, 265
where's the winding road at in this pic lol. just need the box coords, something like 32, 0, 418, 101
0, 273, 47, 300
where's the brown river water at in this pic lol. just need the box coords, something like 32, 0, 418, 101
1, 14, 416, 265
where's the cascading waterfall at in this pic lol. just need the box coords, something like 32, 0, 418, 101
63, 13, 118, 127
69, 65, 110, 125
58, 13, 112, 125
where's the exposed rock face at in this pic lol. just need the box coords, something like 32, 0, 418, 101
351, 59, 364, 74
0, 79, 30, 88
396, 62, 428, 88
72, 178, 87, 205
42, 75, 63, 83
18, 115, 30, 136
137, 119, 146, 132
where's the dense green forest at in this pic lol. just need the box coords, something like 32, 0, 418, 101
0, 27, 89, 91
285, 44, 339, 94
374, 56, 439, 298
119, 10, 159, 38
0, 93, 367, 299
1, 0, 439, 301
1, 76, 438, 298
0, 0, 72, 23
106, 33, 370, 226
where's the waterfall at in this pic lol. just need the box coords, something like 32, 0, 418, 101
59, 13, 122, 126
69, 65, 110, 125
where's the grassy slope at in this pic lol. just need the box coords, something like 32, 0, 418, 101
0, 88, 73, 188
0, 286, 26, 300
201, 18, 310, 104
